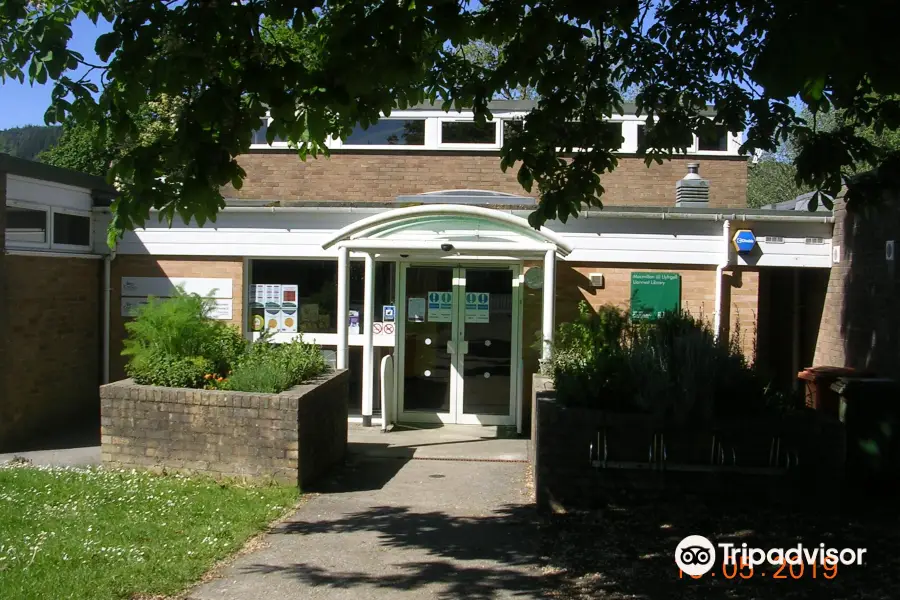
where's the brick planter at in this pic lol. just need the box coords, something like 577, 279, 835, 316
531, 375, 846, 512
100, 369, 349, 487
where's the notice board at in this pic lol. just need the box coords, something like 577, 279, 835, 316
630, 272, 681, 321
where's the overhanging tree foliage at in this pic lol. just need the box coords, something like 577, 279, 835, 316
2, 0, 900, 245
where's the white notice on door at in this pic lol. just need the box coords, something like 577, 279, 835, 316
427, 291, 452, 322
465, 292, 490, 324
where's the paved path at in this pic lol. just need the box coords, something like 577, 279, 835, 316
189, 428, 546, 600
0, 445, 101, 467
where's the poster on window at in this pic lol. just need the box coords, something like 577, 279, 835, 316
427, 291, 453, 323
407, 297, 426, 322
264, 284, 281, 333
250, 284, 266, 332
464, 292, 490, 323
279, 284, 298, 333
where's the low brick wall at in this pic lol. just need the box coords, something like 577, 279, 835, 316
100, 369, 349, 487
531, 375, 845, 512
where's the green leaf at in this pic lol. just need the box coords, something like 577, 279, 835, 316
94, 32, 119, 62
516, 164, 533, 192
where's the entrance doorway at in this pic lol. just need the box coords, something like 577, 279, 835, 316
397, 264, 521, 425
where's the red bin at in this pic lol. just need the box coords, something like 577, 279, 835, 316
797, 366, 871, 418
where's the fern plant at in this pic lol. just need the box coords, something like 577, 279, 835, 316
122, 287, 247, 386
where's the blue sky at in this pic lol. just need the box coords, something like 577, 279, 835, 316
0, 15, 111, 129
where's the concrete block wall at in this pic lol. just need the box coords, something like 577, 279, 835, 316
1, 254, 102, 450
226, 153, 748, 209
100, 369, 349, 486
110, 256, 244, 380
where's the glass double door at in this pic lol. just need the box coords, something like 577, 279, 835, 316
399, 264, 519, 425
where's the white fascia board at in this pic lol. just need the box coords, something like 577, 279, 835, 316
7, 174, 94, 211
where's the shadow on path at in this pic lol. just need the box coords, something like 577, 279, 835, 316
244, 504, 553, 599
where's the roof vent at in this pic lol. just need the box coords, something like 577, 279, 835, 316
675, 163, 710, 207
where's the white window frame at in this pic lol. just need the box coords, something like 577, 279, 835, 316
246, 110, 742, 156
50, 206, 93, 252
437, 117, 501, 150
5, 199, 50, 250
333, 117, 433, 151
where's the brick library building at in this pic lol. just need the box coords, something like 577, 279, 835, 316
1, 101, 837, 447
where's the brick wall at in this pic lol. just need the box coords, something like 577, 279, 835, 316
531, 375, 845, 511
814, 194, 900, 375
227, 152, 748, 208
1, 255, 102, 451
521, 262, 760, 423
100, 369, 349, 486
110, 256, 245, 380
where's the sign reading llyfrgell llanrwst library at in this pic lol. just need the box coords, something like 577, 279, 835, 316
630, 272, 681, 321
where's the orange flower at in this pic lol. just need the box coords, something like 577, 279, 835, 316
204, 373, 213, 380
216, 377, 224, 382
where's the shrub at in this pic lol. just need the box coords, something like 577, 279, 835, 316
122, 288, 248, 388
225, 337, 327, 394
548, 303, 634, 411
548, 301, 773, 422
126, 350, 214, 388
122, 291, 218, 360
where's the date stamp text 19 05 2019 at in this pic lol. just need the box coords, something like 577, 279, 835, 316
679, 558, 840, 580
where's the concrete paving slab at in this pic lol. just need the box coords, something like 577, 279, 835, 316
349, 424, 530, 462
0, 445, 101, 468
189, 440, 547, 600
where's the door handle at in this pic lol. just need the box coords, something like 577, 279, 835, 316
459, 341, 469, 355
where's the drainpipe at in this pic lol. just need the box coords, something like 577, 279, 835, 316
713, 220, 731, 341
102, 249, 116, 384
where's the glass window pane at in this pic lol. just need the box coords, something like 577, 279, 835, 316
252, 118, 268, 145
53, 212, 90, 246
345, 120, 425, 145
637, 123, 647, 153
698, 126, 729, 151
441, 121, 497, 144
349, 261, 396, 324
6, 206, 47, 245
251, 118, 285, 145
602, 122, 624, 147
249, 260, 337, 333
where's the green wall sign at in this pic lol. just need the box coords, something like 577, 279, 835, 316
630, 272, 681, 321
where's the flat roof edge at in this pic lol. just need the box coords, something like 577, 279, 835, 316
222, 199, 834, 222
0, 153, 116, 195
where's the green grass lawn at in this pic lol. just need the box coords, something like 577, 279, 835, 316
0, 464, 298, 600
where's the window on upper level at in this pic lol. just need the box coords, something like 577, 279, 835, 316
602, 122, 624, 146
251, 118, 285, 146
440, 120, 498, 145
246, 111, 739, 155
344, 119, 426, 146
502, 119, 523, 144
637, 123, 647, 154
697, 126, 729, 151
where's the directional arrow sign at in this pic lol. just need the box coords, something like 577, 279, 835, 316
732, 229, 757, 254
